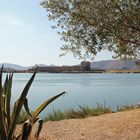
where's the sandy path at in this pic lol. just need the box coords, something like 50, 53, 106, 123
36, 109, 140, 140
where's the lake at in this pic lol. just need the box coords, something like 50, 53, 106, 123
9, 73, 140, 117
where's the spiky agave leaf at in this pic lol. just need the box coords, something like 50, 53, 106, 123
4, 74, 13, 131
24, 98, 32, 117
3, 74, 8, 95
8, 72, 36, 139
0, 65, 7, 140
32, 92, 66, 123
34, 119, 43, 138
21, 120, 32, 140
19, 90, 65, 139
0, 69, 66, 140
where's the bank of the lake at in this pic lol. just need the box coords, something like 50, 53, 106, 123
36, 108, 140, 140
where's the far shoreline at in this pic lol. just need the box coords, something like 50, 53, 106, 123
4, 69, 140, 74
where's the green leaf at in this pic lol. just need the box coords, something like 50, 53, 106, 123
3, 74, 8, 95
32, 92, 65, 122
24, 98, 32, 117
21, 120, 32, 140
5, 74, 13, 130
0, 65, 7, 139
8, 72, 36, 139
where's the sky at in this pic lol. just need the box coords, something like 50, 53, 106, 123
0, 0, 113, 66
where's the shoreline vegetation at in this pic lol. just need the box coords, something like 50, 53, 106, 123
3, 69, 140, 74
17, 104, 136, 124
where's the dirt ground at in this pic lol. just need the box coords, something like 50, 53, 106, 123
36, 109, 140, 140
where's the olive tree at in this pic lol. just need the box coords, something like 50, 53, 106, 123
41, 0, 140, 61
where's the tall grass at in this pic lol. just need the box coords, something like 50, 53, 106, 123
117, 104, 135, 111
17, 110, 31, 124
17, 104, 136, 123
45, 104, 112, 121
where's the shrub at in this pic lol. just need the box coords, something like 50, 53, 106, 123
0, 66, 65, 140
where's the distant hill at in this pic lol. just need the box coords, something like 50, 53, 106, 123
0, 60, 139, 71
0, 63, 28, 70
0, 63, 57, 71
91, 60, 140, 70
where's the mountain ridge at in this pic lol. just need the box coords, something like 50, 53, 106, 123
0, 60, 139, 71
91, 60, 139, 70
0, 63, 28, 70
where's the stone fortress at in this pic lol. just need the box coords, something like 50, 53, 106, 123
29, 61, 91, 73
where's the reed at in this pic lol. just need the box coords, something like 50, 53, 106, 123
117, 104, 135, 111
44, 104, 136, 122
45, 104, 112, 121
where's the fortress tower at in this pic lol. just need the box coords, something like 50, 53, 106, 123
81, 61, 91, 71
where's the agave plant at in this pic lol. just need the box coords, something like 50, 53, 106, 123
0, 66, 65, 140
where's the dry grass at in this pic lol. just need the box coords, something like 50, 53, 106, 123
45, 105, 112, 121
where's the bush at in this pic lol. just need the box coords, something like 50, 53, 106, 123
0, 66, 65, 140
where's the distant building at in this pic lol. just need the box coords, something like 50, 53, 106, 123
34, 65, 82, 73
81, 61, 91, 71
28, 61, 91, 73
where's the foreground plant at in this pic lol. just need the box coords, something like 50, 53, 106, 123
0, 66, 65, 140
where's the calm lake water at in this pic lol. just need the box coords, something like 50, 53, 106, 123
9, 73, 140, 117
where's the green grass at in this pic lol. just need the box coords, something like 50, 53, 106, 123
17, 110, 31, 124
117, 104, 135, 112
44, 104, 112, 121
17, 104, 136, 123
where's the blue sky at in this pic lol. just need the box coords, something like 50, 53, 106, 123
0, 0, 113, 66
